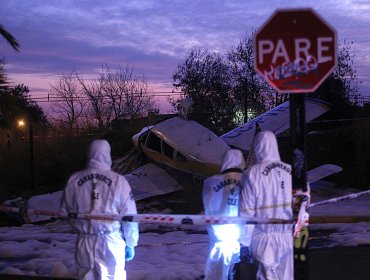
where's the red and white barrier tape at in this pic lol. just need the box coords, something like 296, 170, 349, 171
0, 205, 291, 225
309, 189, 370, 208
1, 205, 370, 225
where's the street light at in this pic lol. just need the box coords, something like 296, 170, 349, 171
17, 119, 34, 189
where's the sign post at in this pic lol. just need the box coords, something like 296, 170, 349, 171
254, 8, 337, 280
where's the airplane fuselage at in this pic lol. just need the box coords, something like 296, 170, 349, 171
132, 117, 230, 178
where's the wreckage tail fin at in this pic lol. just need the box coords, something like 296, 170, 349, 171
244, 122, 261, 170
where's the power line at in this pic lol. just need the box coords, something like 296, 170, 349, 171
32, 91, 182, 99
30, 93, 370, 104
29, 92, 184, 103
0, 92, 184, 105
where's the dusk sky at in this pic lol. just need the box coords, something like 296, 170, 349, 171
1, 0, 370, 113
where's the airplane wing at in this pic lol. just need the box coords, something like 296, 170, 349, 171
307, 164, 343, 184
221, 98, 330, 151
124, 163, 184, 200
5, 163, 183, 224
112, 150, 184, 200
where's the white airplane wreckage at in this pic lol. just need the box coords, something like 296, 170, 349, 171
3, 98, 343, 224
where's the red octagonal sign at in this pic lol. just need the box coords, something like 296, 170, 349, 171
254, 8, 337, 93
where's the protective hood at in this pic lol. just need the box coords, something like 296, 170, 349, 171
254, 131, 281, 163
220, 149, 245, 173
86, 139, 112, 170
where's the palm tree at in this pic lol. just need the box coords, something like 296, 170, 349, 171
0, 24, 19, 52
0, 24, 20, 126
0, 24, 19, 86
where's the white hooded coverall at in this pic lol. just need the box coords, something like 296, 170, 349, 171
202, 149, 245, 280
61, 140, 139, 280
239, 131, 293, 280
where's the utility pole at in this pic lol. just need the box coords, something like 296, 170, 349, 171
29, 122, 34, 189
18, 119, 34, 189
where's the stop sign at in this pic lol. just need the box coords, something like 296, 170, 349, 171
254, 8, 337, 93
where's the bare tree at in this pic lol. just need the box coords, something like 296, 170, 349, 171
122, 75, 156, 120
99, 64, 130, 120
50, 64, 157, 131
49, 72, 85, 130
99, 64, 156, 121
76, 73, 109, 129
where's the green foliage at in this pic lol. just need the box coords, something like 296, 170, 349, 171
0, 24, 20, 52
0, 24, 19, 104
308, 40, 362, 119
0, 84, 49, 128
227, 32, 272, 121
173, 48, 235, 135
0, 58, 7, 89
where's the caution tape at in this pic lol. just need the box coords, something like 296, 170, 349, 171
0, 204, 290, 225
308, 228, 370, 242
1, 205, 370, 225
309, 189, 370, 208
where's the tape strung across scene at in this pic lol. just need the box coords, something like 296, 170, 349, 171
0, 205, 291, 225
1, 204, 370, 225
308, 189, 370, 208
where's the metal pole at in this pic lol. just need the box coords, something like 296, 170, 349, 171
290, 94, 307, 190
7, 133, 11, 170
290, 94, 308, 280
29, 122, 34, 189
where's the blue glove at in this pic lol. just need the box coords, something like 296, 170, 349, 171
240, 246, 254, 264
125, 246, 135, 262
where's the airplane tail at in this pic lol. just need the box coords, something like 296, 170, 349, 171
307, 164, 343, 184
244, 122, 261, 170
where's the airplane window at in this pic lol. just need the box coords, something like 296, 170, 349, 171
146, 132, 161, 152
162, 140, 174, 158
139, 130, 150, 146
175, 151, 187, 162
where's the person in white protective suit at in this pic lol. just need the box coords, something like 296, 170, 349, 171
61, 139, 139, 280
239, 131, 293, 280
202, 149, 245, 280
